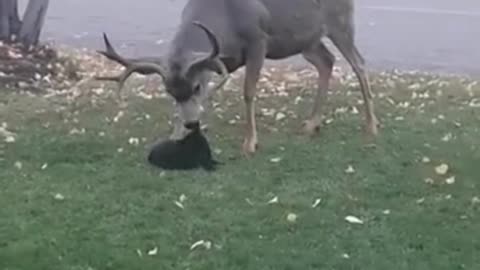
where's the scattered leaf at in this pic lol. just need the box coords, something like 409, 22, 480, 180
286, 213, 297, 223
267, 196, 279, 204
351, 106, 359, 114
54, 193, 65, 201
128, 137, 140, 146
190, 240, 212, 250
5, 135, 15, 143
345, 165, 355, 174
147, 247, 158, 256
345, 215, 364, 224
312, 198, 322, 208
174, 201, 184, 209
275, 112, 286, 121
270, 157, 282, 163
424, 178, 434, 184
14, 161, 22, 170
324, 118, 334, 125
435, 164, 449, 175
445, 176, 456, 185
441, 133, 452, 142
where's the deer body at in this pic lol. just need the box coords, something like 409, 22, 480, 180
97, 0, 379, 156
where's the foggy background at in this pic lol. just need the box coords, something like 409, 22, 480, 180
19, 0, 480, 76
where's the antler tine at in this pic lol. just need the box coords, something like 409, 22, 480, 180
192, 21, 220, 60
95, 62, 167, 92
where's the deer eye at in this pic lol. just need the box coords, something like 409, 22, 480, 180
193, 84, 201, 94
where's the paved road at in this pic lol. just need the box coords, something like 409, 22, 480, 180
23, 0, 480, 76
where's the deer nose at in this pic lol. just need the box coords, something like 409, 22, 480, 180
184, 121, 200, 130
173, 92, 192, 103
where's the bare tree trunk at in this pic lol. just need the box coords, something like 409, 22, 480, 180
0, 0, 21, 41
9, 0, 21, 36
0, 0, 9, 40
18, 0, 49, 47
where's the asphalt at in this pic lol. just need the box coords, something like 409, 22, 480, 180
26, 0, 480, 76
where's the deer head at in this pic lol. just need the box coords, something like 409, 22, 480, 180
95, 21, 229, 126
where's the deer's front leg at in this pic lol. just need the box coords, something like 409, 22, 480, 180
242, 42, 266, 156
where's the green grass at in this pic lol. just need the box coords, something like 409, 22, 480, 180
1, 70, 479, 270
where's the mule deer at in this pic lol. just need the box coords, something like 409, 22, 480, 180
95, 0, 379, 156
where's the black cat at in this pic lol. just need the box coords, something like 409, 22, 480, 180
147, 122, 222, 171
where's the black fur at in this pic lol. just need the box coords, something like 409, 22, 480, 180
147, 122, 222, 171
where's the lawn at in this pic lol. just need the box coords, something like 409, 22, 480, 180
1, 67, 479, 270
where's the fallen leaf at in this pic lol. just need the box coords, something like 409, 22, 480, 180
275, 112, 286, 121
190, 240, 212, 250
286, 213, 297, 223
267, 196, 279, 204
174, 201, 184, 209
147, 247, 158, 256
351, 106, 359, 115
5, 136, 15, 143
445, 176, 456, 185
441, 133, 452, 142
345, 165, 355, 174
324, 118, 334, 125
312, 198, 322, 208
345, 215, 364, 224
270, 157, 282, 163
245, 198, 254, 205
54, 193, 65, 201
424, 178, 434, 184
14, 161, 22, 169
128, 137, 140, 146
435, 164, 449, 175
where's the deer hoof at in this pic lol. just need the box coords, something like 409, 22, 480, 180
242, 139, 258, 156
302, 119, 321, 136
366, 117, 380, 137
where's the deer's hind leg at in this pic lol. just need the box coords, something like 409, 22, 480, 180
329, 29, 379, 137
301, 41, 335, 135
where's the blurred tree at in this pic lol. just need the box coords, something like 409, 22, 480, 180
0, 0, 49, 47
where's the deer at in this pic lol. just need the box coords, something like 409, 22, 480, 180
95, 0, 379, 157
